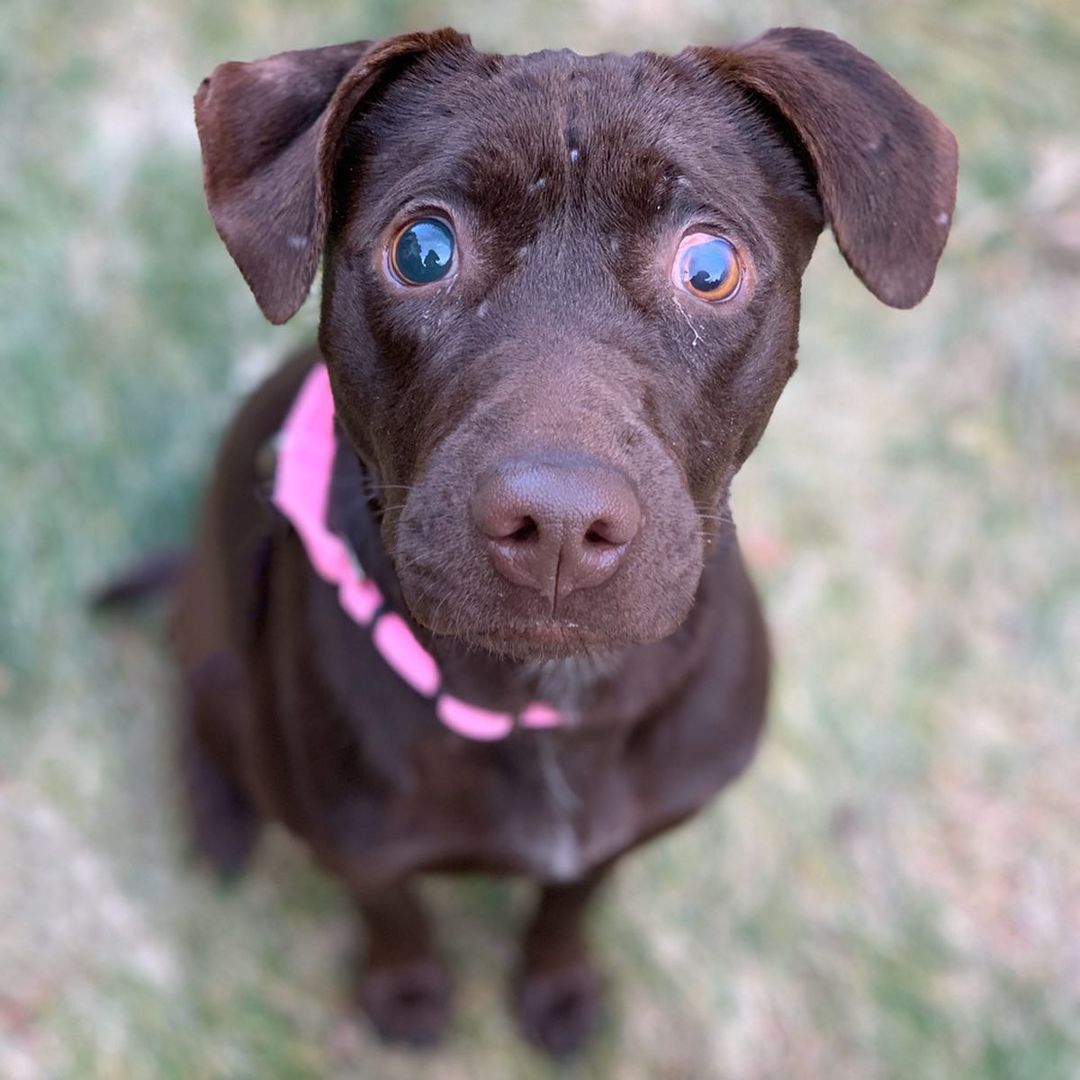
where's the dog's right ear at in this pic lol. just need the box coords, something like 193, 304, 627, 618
684, 29, 958, 309
194, 29, 470, 324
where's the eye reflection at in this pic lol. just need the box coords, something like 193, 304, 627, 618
673, 234, 742, 302
391, 218, 455, 285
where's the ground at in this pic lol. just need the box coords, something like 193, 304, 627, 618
2, 1, 1079, 1076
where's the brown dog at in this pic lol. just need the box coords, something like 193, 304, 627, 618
177, 27, 956, 1055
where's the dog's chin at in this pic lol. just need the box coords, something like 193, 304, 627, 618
443, 623, 620, 663
408, 606, 686, 663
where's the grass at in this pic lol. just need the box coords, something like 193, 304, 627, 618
2, 0, 1079, 1076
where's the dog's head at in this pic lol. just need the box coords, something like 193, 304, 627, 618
195, 28, 956, 658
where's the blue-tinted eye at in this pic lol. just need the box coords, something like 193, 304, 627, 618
390, 217, 455, 284
673, 233, 742, 301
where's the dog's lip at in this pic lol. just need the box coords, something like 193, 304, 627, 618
428, 617, 617, 651
485, 621, 598, 644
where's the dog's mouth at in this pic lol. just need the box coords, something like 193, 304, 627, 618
422, 613, 629, 661
390, 511, 705, 662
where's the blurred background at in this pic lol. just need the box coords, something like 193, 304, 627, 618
2, 1, 1078, 1076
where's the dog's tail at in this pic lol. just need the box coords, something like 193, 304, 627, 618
90, 550, 188, 610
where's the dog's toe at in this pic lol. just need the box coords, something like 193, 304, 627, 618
515, 959, 604, 1058
359, 959, 452, 1048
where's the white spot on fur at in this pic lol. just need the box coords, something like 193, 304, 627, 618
476, 301, 488, 319
527, 654, 619, 708
529, 176, 547, 191
935, 211, 950, 226
545, 823, 583, 882
286, 234, 307, 250
569, 148, 580, 163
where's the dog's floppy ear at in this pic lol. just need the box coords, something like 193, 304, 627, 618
194, 29, 470, 323
685, 28, 958, 308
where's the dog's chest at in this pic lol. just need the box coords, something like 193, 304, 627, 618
330, 727, 637, 884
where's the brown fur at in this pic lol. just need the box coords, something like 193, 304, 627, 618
179, 27, 956, 1055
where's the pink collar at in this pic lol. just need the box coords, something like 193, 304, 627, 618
271, 363, 567, 741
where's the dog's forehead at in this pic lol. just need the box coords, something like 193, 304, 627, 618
368, 49, 758, 195
477, 53, 708, 165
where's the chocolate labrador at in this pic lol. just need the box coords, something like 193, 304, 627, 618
173, 26, 956, 1055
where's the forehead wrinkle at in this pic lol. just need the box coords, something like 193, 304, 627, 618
457, 92, 686, 235
665, 173, 772, 251
356, 159, 472, 235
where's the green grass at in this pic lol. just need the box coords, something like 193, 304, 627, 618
2, 1, 1079, 1076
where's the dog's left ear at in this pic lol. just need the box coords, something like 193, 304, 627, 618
685, 28, 958, 308
194, 29, 471, 323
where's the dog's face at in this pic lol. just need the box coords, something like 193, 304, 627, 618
323, 46, 824, 655
196, 29, 956, 658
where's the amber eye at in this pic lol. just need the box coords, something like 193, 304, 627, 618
673, 233, 742, 301
389, 217, 455, 285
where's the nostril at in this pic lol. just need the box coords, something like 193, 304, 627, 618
584, 521, 619, 547
507, 516, 539, 544
583, 507, 640, 548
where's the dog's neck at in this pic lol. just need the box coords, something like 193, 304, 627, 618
520, 654, 626, 711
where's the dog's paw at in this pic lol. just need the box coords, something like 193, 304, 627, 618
191, 792, 260, 880
359, 958, 452, 1048
514, 959, 604, 1058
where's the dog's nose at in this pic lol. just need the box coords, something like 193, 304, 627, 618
471, 456, 642, 604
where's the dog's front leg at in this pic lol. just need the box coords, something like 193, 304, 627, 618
352, 880, 451, 1048
514, 861, 614, 1057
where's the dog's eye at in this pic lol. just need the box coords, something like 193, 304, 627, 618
673, 234, 742, 302
390, 218, 455, 285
